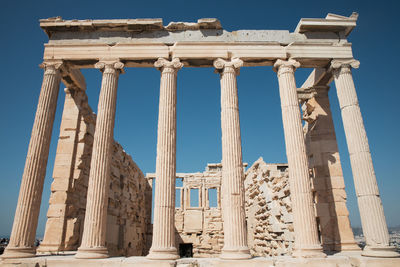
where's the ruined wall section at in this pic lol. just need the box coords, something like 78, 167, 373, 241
174, 167, 224, 258
302, 91, 358, 252
39, 88, 149, 256
244, 158, 294, 256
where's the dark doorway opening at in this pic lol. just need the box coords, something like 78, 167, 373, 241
179, 243, 193, 258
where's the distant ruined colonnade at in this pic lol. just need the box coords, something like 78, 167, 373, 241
2, 12, 399, 261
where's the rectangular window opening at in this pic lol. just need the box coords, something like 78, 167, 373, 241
190, 188, 199, 207
176, 189, 181, 208
208, 188, 218, 208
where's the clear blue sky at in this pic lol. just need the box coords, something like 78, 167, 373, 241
0, 0, 399, 237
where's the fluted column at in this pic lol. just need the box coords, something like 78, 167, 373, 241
274, 59, 325, 258
331, 59, 399, 258
214, 58, 251, 260
75, 60, 123, 259
2, 61, 62, 259
147, 58, 182, 260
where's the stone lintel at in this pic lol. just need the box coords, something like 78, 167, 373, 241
40, 17, 164, 37
295, 12, 358, 37
43, 42, 353, 68
40, 17, 223, 37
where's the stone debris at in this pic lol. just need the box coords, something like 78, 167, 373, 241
150, 160, 296, 258
244, 158, 294, 256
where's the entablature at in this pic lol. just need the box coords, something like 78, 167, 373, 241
41, 13, 357, 68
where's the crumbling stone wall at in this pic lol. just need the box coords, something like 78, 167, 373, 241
147, 164, 224, 257
39, 89, 149, 256
175, 166, 224, 257
148, 161, 296, 258
244, 158, 294, 256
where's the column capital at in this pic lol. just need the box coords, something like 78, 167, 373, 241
330, 59, 360, 70
213, 58, 243, 75
273, 59, 300, 75
154, 58, 183, 73
95, 59, 124, 74
39, 60, 63, 74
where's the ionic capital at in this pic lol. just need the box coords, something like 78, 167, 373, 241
331, 59, 360, 70
154, 58, 183, 73
213, 58, 243, 75
330, 59, 360, 76
273, 59, 300, 76
95, 60, 124, 74
39, 60, 63, 75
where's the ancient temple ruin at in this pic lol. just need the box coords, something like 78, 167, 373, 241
2, 12, 400, 266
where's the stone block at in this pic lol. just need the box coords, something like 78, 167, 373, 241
49, 191, 68, 204
51, 178, 70, 191
329, 176, 345, 189
56, 141, 76, 154
60, 118, 79, 131
332, 189, 347, 202
316, 203, 331, 217
47, 204, 67, 217
53, 165, 72, 178
184, 210, 203, 233
54, 153, 74, 167
332, 202, 350, 216
336, 216, 356, 243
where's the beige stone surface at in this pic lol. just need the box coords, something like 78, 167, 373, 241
301, 86, 359, 252
36, 61, 149, 258
75, 60, 124, 259
274, 59, 325, 258
332, 59, 399, 258
39, 14, 357, 68
148, 58, 183, 260
245, 159, 294, 257
158, 164, 225, 258
2, 253, 400, 266
214, 58, 251, 260
2, 61, 62, 259
4, 12, 398, 265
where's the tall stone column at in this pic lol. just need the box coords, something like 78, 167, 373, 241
214, 58, 251, 260
147, 58, 182, 260
331, 59, 399, 257
2, 61, 62, 259
274, 59, 325, 258
75, 60, 123, 259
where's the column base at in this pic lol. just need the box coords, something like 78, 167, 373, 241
147, 247, 179, 260
362, 245, 400, 258
75, 246, 109, 259
292, 245, 327, 258
220, 247, 252, 260
1, 246, 36, 259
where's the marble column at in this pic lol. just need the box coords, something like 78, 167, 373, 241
274, 59, 325, 258
331, 59, 399, 257
214, 58, 251, 260
2, 61, 62, 259
147, 58, 182, 260
75, 60, 123, 259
